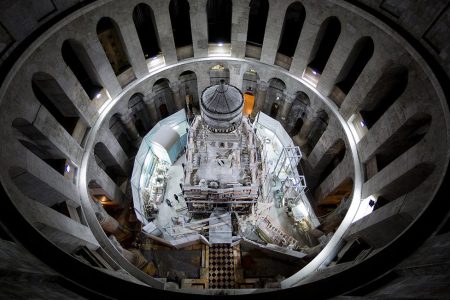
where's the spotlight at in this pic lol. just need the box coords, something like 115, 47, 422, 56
96, 92, 101, 99
360, 120, 365, 127
218, 43, 223, 47
65, 164, 71, 173
312, 70, 318, 75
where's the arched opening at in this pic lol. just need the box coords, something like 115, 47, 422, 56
242, 69, 259, 116
306, 110, 329, 155
128, 94, 151, 136
371, 163, 435, 211
159, 104, 169, 118
152, 78, 174, 118
265, 78, 286, 118
169, 0, 193, 60
316, 139, 346, 188
276, 2, 306, 69
179, 70, 199, 112
209, 64, 230, 84
12, 118, 70, 175
94, 142, 127, 186
61, 39, 103, 100
270, 103, 279, 118
330, 37, 374, 107
317, 177, 353, 233
360, 65, 408, 129
133, 3, 161, 60
245, 0, 269, 60
109, 114, 135, 157
97, 17, 135, 87
9, 166, 75, 208
207, 0, 232, 44
88, 180, 115, 205
287, 91, 310, 134
291, 118, 304, 136
365, 112, 432, 180
305, 17, 341, 84
31, 73, 81, 136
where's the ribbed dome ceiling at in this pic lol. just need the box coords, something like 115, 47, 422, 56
201, 80, 243, 114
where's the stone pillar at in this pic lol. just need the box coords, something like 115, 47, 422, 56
170, 81, 184, 110
115, 18, 148, 79
189, 0, 208, 58
144, 96, 160, 125
260, 2, 289, 65
153, 1, 177, 65
279, 92, 295, 124
82, 37, 122, 98
315, 31, 359, 97
290, 18, 321, 77
231, 0, 251, 58
119, 113, 141, 146
252, 81, 269, 117
95, 211, 119, 233
294, 118, 313, 147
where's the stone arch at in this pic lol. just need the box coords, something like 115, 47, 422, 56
31, 72, 82, 135
360, 65, 408, 129
128, 93, 151, 136
306, 110, 329, 155
108, 113, 135, 157
245, 0, 269, 60
133, 3, 161, 59
276, 2, 306, 69
179, 70, 199, 109
61, 39, 103, 100
169, 0, 193, 50
288, 91, 310, 135
94, 142, 126, 186
365, 112, 432, 180
152, 78, 174, 119
12, 118, 69, 175
206, 0, 232, 44
307, 16, 341, 75
97, 17, 135, 87
331, 37, 374, 107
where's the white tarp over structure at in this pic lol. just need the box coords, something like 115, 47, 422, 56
253, 111, 294, 148
131, 109, 188, 224
150, 125, 180, 164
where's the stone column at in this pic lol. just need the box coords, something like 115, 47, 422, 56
290, 17, 321, 77
119, 113, 142, 146
170, 81, 185, 110
260, 2, 290, 65
144, 95, 160, 125
231, 0, 251, 58
189, 0, 208, 58
252, 81, 269, 117
115, 18, 148, 79
279, 92, 295, 124
153, 1, 177, 65
82, 37, 122, 98
294, 118, 313, 147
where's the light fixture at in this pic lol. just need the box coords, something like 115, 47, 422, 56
65, 164, 71, 173
360, 120, 365, 127
96, 92, 101, 99
218, 43, 223, 47
312, 70, 318, 75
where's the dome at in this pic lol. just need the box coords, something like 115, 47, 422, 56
201, 80, 243, 115
200, 80, 243, 132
